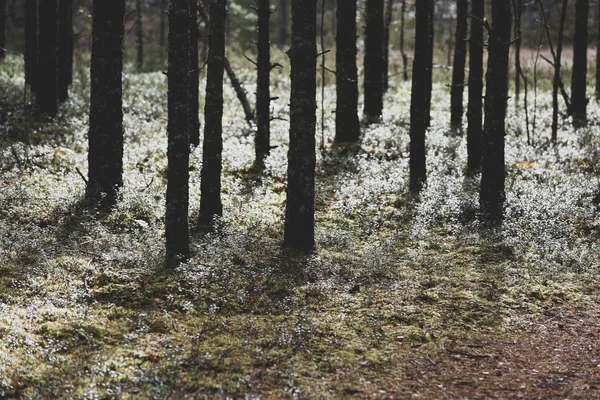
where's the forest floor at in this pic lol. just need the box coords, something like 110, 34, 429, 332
2, 55, 600, 398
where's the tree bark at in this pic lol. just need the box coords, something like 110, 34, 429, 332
399, 0, 408, 81
255, 0, 271, 162
382, 0, 393, 92
0, 0, 6, 60
514, 0, 522, 106
87, 0, 125, 208
467, 0, 484, 174
284, 0, 316, 250
189, 0, 200, 147
552, 0, 568, 143
200, 0, 226, 225
571, 0, 589, 128
363, 0, 384, 123
165, 0, 191, 265
425, 0, 434, 127
58, 0, 73, 102
24, 0, 37, 90
480, 0, 511, 222
334, 0, 359, 143
135, 0, 143, 71
450, 0, 468, 129
409, 0, 433, 191
36, 0, 58, 117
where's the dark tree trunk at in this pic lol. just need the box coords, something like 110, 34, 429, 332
86, 0, 125, 208
165, 0, 191, 265
400, 0, 408, 81
409, 0, 433, 191
596, 0, 600, 101
135, 0, 143, 71
425, 0, 434, 127
552, 0, 568, 143
284, 0, 316, 250
467, 0, 484, 174
514, 0, 522, 106
200, 0, 226, 225
278, 0, 287, 49
0, 0, 6, 60
160, 0, 166, 47
255, 0, 271, 162
571, 0, 589, 128
24, 0, 37, 90
382, 0, 393, 92
58, 0, 72, 103
480, 0, 511, 222
334, 0, 359, 143
450, 0, 468, 129
36, 0, 58, 117
363, 0, 384, 123
189, 0, 200, 147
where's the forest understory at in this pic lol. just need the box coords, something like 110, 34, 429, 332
2, 54, 600, 398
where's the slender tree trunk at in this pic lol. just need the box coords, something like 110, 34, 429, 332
409, 0, 433, 191
552, 0, 568, 143
58, 0, 72, 102
278, 0, 287, 49
189, 0, 200, 147
0, 0, 6, 60
87, 0, 125, 208
400, 0, 408, 81
24, 0, 37, 90
450, 0, 468, 129
363, 0, 384, 123
36, 0, 58, 117
200, 0, 226, 225
255, 0, 271, 162
382, 0, 393, 92
467, 0, 484, 174
596, 0, 600, 101
135, 0, 143, 71
480, 0, 511, 222
284, 0, 317, 250
165, 0, 191, 265
334, 0, 360, 143
425, 0, 434, 127
571, 0, 589, 128
514, 0, 522, 106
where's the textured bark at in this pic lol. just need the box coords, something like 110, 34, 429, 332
200, 0, 226, 225
36, 0, 58, 117
409, 0, 433, 192
480, 0, 511, 222
467, 0, 484, 174
189, 0, 200, 147
552, 0, 568, 143
284, 0, 316, 250
0, 0, 6, 60
278, 0, 287, 49
135, 0, 143, 71
255, 0, 271, 161
399, 0, 408, 81
425, 0, 434, 127
24, 0, 37, 90
382, 0, 393, 92
166, 0, 191, 265
450, 0, 468, 129
514, 0, 522, 106
334, 0, 359, 143
571, 0, 589, 128
363, 0, 384, 123
58, 0, 73, 102
86, 0, 125, 208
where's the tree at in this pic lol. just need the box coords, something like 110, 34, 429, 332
0, 0, 6, 61
86, 0, 125, 208
58, 0, 73, 102
363, 0, 384, 123
450, 0, 468, 129
571, 0, 588, 128
399, 0, 408, 81
284, 0, 316, 250
425, 0, 434, 127
189, 0, 200, 147
135, 0, 143, 71
409, 0, 433, 191
200, 0, 226, 225
514, 0, 522, 106
255, 0, 272, 163
382, 0, 393, 92
334, 0, 360, 143
25, 0, 37, 90
36, 0, 58, 117
551, 0, 568, 143
467, 0, 484, 174
165, 0, 191, 265
480, 0, 511, 221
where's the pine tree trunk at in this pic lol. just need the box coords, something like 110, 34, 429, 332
278, 0, 287, 49
514, 0, 522, 106
255, 0, 271, 162
480, 0, 511, 221
135, 0, 143, 71
189, 0, 200, 147
334, 0, 359, 143
425, 0, 434, 127
400, 0, 408, 81
24, 0, 37, 90
284, 0, 316, 250
572, 0, 589, 128
200, 0, 226, 225
363, 0, 384, 123
382, 0, 393, 92
552, 0, 568, 143
450, 0, 467, 129
0, 0, 6, 60
467, 0, 484, 174
86, 0, 125, 208
36, 0, 58, 117
409, 0, 433, 191
58, 0, 72, 103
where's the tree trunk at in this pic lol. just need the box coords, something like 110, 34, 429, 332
480, 0, 511, 222
135, 0, 143, 71
58, 0, 72, 103
200, 0, 226, 225
425, 0, 434, 127
87, 0, 125, 208
0, 0, 6, 60
450, 0, 467, 129
165, 0, 191, 265
382, 0, 393, 92
284, 0, 316, 250
363, 0, 384, 123
36, 0, 58, 117
514, 0, 522, 106
409, 0, 433, 191
467, 0, 484, 174
278, 0, 287, 49
189, 0, 200, 147
255, 0, 271, 162
24, 0, 37, 90
552, 0, 568, 143
571, 0, 589, 128
400, 0, 408, 81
